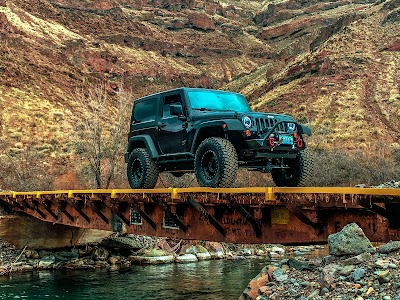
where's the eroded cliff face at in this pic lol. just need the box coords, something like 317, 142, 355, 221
0, 0, 398, 189
227, 0, 400, 151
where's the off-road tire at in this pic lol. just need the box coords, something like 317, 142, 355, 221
271, 149, 314, 187
127, 148, 159, 189
194, 137, 238, 188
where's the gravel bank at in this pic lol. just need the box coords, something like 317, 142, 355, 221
240, 224, 400, 300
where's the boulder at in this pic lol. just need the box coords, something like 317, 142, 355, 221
328, 223, 375, 256
128, 255, 174, 264
63, 258, 96, 270
25, 250, 40, 259
38, 255, 56, 269
378, 241, 400, 254
188, 12, 215, 31
196, 252, 211, 261
175, 254, 198, 263
91, 247, 110, 261
272, 267, 288, 282
239, 266, 269, 300
128, 248, 173, 264
343, 252, 373, 265
287, 258, 316, 271
320, 263, 339, 289
210, 249, 225, 259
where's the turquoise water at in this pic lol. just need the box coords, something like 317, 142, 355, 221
0, 259, 269, 300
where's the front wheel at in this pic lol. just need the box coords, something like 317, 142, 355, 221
127, 148, 159, 189
194, 137, 238, 187
271, 149, 314, 187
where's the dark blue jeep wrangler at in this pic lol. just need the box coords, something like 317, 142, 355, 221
125, 88, 312, 188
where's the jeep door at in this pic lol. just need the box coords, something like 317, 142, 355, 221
157, 91, 188, 154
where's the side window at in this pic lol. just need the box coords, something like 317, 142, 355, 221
133, 98, 157, 122
162, 94, 182, 118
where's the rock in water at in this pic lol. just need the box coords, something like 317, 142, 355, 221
328, 223, 375, 256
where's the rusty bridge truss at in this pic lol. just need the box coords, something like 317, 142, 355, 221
0, 187, 400, 244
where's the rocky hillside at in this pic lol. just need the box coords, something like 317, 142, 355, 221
0, 0, 398, 189
226, 0, 400, 151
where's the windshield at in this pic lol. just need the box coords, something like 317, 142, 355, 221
187, 90, 251, 112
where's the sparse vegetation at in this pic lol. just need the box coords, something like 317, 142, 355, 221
311, 146, 400, 186
0, 140, 53, 191
72, 81, 130, 189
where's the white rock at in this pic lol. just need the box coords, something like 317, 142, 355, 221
128, 255, 174, 264
196, 252, 211, 261
175, 254, 198, 263
271, 246, 285, 254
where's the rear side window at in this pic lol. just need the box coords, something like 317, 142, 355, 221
133, 98, 157, 122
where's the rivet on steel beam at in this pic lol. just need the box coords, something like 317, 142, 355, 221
265, 187, 276, 201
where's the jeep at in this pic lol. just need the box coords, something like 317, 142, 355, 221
125, 87, 312, 188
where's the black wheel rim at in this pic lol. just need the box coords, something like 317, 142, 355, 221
131, 158, 143, 182
201, 150, 218, 180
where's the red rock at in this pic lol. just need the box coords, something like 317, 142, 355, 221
267, 266, 277, 280
259, 286, 268, 294
188, 12, 215, 31
387, 41, 400, 51
256, 274, 269, 287
94, 0, 118, 10
171, 19, 186, 30
260, 16, 322, 40
205, 241, 223, 251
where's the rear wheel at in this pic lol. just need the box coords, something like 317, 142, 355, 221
127, 148, 159, 189
194, 137, 238, 187
271, 149, 314, 187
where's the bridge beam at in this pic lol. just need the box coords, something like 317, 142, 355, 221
65, 198, 91, 224
150, 196, 187, 233
187, 196, 226, 237
227, 196, 262, 238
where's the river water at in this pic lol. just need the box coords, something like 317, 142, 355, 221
0, 259, 270, 300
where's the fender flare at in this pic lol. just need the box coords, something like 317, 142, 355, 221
299, 124, 312, 136
190, 119, 244, 153
125, 135, 159, 162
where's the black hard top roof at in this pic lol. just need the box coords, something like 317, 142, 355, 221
135, 87, 241, 102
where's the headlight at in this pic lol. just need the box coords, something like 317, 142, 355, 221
287, 122, 296, 131
242, 116, 252, 129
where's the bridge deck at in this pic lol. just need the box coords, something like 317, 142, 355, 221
0, 187, 399, 244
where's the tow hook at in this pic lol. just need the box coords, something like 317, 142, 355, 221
296, 138, 303, 148
268, 137, 275, 147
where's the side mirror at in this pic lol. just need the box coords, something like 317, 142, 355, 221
170, 104, 183, 116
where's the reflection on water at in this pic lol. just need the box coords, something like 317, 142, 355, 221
0, 259, 270, 300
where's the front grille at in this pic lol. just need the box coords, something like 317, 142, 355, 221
254, 118, 287, 133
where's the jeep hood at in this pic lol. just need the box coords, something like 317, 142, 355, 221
190, 111, 295, 122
